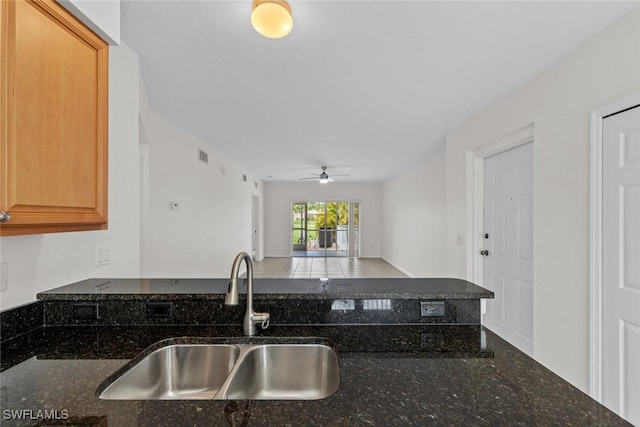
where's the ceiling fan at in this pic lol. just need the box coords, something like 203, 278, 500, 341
298, 166, 350, 184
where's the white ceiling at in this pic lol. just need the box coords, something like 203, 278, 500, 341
122, 1, 639, 183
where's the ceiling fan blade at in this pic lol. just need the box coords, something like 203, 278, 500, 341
297, 167, 350, 182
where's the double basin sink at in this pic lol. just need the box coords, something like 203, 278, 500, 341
97, 337, 340, 400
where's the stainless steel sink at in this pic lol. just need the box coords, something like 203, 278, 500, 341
98, 344, 239, 400
223, 344, 340, 400
97, 338, 340, 401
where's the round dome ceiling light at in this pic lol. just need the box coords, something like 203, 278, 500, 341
251, 0, 293, 39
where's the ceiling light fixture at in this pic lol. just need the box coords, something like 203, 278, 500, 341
299, 167, 349, 184
251, 0, 293, 39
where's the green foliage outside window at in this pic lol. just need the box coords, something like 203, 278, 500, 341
315, 202, 349, 228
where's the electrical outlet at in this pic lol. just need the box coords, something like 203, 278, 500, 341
73, 302, 99, 320
0, 262, 7, 292
146, 301, 173, 318
420, 301, 446, 317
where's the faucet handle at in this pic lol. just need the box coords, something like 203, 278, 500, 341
253, 312, 270, 330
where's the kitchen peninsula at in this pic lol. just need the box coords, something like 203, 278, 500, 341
0, 278, 631, 426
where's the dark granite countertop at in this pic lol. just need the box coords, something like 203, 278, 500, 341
0, 324, 630, 426
36, 277, 494, 301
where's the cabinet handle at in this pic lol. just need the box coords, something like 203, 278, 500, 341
0, 211, 10, 223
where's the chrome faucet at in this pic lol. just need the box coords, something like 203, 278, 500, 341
225, 252, 270, 336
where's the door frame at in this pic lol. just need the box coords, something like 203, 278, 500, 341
291, 202, 308, 252
589, 92, 640, 401
466, 124, 534, 289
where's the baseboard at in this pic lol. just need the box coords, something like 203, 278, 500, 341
381, 257, 416, 278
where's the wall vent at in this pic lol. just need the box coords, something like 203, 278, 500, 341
198, 149, 208, 164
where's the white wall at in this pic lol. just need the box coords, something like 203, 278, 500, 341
445, 9, 640, 392
0, 41, 268, 309
0, 44, 141, 310
139, 84, 264, 277
263, 182, 383, 258
59, 0, 120, 45
382, 144, 447, 277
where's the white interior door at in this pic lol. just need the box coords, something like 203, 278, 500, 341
251, 195, 259, 260
483, 142, 534, 356
602, 105, 640, 425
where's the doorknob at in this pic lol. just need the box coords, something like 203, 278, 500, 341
480, 250, 489, 256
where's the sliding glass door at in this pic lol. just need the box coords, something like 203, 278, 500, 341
292, 203, 307, 252
291, 201, 360, 257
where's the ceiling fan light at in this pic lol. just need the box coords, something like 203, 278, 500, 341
319, 177, 329, 184
251, 0, 293, 39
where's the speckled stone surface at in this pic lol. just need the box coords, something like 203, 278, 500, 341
0, 301, 43, 342
36, 277, 494, 300
0, 281, 626, 425
36, 277, 490, 327
42, 298, 480, 326
0, 325, 630, 426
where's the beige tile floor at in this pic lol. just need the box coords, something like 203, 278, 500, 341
252, 257, 408, 279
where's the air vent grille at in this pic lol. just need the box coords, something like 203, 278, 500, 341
198, 149, 208, 164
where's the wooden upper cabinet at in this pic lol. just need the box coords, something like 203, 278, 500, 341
1, 0, 108, 236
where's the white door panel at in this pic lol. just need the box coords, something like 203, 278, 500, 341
491, 273, 507, 327
602, 105, 640, 425
622, 184, 640, 289
516, 195, 534, 262
516, 279, 533, 341
483, 142, 534, 356
621, 320, 640, 423
489, 197, 508, 257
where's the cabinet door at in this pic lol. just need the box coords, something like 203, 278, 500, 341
1, 0, 108, 236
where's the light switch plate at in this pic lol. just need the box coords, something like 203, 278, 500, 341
95, 248, 111, 267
